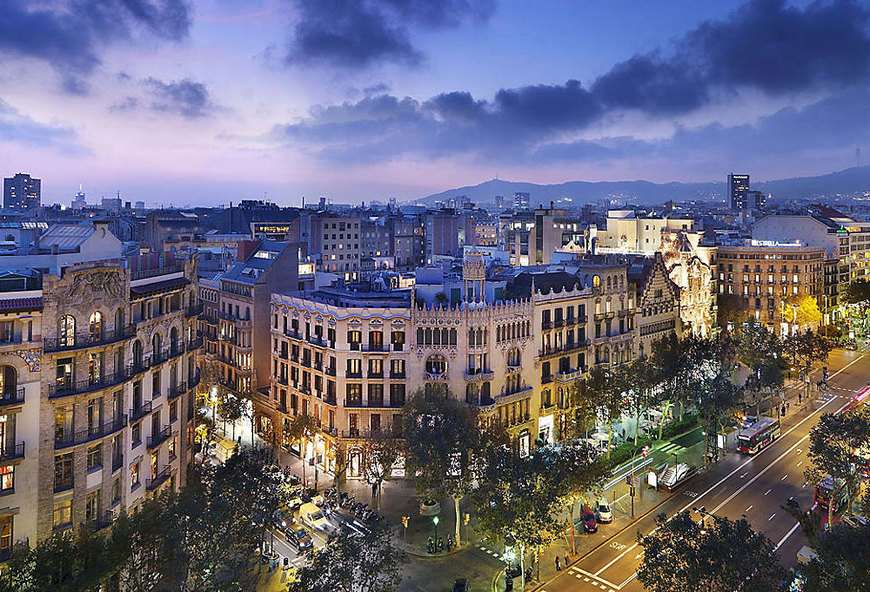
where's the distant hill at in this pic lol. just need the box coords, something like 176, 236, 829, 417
414, 166, 870, 207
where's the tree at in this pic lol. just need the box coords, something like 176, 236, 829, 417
286, 413, 321, 487
786, 330, 833, 401
473, 441, 564, 591
637, 511, 785, 592
402, 391, 481, 546
552, 439, 610, 555
717, 293, 751, 329
800, 520, 870, 592
806, 408, 870, 526
698, 373, 743, 463
217, 392, 247, 442
584, 365, 628, 460
733, 322, 785, 416
623, 356, 660, 446
288, 520, 406, 592
786, 293, 823, 328
358, 430, 403, 511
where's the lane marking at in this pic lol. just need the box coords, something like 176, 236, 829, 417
589, 356, 861, 582
781, 474, 789, 481
768, 513, 776, 521
574, 567, 618, 588
740, 473, 747, 478
776, 521, 802, 550
797, 461, 803, 467
765, 489, 771, 496
745, 505, 753, 512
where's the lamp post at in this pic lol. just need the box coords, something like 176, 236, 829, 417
433, 515, 439, 544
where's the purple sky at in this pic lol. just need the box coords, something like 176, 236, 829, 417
2, 0, 870, 206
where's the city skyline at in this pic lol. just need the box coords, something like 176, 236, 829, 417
3, 0, 870, 205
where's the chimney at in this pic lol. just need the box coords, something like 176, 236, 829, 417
550, 201, 555, 209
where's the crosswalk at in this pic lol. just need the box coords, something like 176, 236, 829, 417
657, 442, 684, 454
477, 544, 502, 559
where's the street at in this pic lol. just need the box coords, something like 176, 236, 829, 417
537, 348, 867, 592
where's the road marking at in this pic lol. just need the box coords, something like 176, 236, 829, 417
796, 449, 802, 454
618, 572, 638, 588
776, 521, 802, 550
797, 461, 803, 467
634, 552, 643, 559
590, 360, 860, 582
574, 567, 618, 588
765, 489, 771, 496
740, 473, 747, 478
768, 513, 776, 521
745, 505, 753, 512
782, 474, 789, 481
609, 542, 626, 550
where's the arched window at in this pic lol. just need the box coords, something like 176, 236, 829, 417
59, 315, 76, 347
593, 275, 601, 288
115, 308, 125, 336
0, 366, 16, 398
89, 311, 102, 342
425, 354, 447, 375
507, 347, 521, 367
132, 340, 143, 368
542, 388, 551, 407
170, 327, 179, 354
152, 333, 162, 359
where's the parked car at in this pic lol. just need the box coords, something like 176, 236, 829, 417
580, 505, 597, 533
273, 509, 294, 533
300, 502, 330, 531
846, 340, 858, 351
595, 500, 613, 523
452, 578, 470, 592
286, 526, 314, 553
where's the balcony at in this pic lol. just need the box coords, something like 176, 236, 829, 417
346, 371, 362, 379
130, 401, 153, 422
389, 371, 406, 379
275, 375, 289, 386
188, 370, 201, 390
167, 382, 188, 401
362, 344, 389, 353
339, 428, 401, 439
0, 442, 24, 462
506, 363, 522, 375
425, 371, 448, 382
541, 320, 552, 330
541, 375, 553, 385
55, 415, 128, 449
146, 465, 172, 491
307, 336, 327, 347
44, 325, 136, 353
92, 510, 115, 532
147, 426, 171, 450
464, 370, 494, 382
555, 369, 584, 383
554, 319, 565, 328
0, 388, 24, 408
186, 336, 203, 351
218, 312, 252, 327
344, 398, 363, 408
325, 366, 336, 377
367, 371, 384, 379
49, 372, 129, 399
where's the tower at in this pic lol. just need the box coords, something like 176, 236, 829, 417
462, 251, 486, 303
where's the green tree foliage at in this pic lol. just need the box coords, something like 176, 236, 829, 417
841, 279, 870, 306
0, 449, 286, 592
698, 373, 743, 462
584, 364, 629, 460
637, 511, 785, 592
551, 439, 611, 555
801, 520, 870, 592
358, 430, 403, 511
402, 391, 481, 545
288, 520, 406, 592
733, 322, 785, 415
806, 408, 870, 525
286, 413, 321, 485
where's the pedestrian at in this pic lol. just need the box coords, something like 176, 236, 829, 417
565, 552, 570, 568
787, 402, 790, 412
781, 405, 786, 417
555, 555, 561, 571
799, 392, 802, 404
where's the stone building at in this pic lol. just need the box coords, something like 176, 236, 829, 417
0, 250, 200, 554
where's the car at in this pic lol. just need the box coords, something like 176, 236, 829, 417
452, 578, 470, 592
595, 500, 613, 524
844, 515, 869, 527
286, 526, 313, 553
273, 509, 295, 533
300, 502, 330, 531
846, 340, 858, 351
581, 505, 598, 532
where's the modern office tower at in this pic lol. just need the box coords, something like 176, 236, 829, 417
514, 192, 530, 209
3, 174, 41, 212
728, 174, 750, 211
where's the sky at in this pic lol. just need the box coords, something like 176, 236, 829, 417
2, 0, 870, 206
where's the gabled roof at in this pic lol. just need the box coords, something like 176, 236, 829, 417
37, 224, 94, 250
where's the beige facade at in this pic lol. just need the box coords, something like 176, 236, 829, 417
716, 244, 824, 333
0, 256, 200, 554
599, 211, 695, 254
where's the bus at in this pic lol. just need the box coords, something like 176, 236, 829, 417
814, 474, 848, 512
842, 385, 870, 414
736, 417, 781, 454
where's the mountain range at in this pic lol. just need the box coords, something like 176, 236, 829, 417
415, 165, 870, 207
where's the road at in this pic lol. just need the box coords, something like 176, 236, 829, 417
539, 348, 868, 592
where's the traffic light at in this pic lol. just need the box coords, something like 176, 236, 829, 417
402, 516, 409, 528
464, 513, 470, 525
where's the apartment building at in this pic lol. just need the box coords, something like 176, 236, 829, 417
628, 253, 681, 358
599, 210, 695, 254
0, 242, 201, 555
263, 252, 646, 474
310, 214, 362, 280
716, 243, 825, 333
211, 241, 300, 417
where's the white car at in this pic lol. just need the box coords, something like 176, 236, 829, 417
300, 502, 330, 531
595, 501, 613, 523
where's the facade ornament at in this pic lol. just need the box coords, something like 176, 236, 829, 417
14, 349, 40, 372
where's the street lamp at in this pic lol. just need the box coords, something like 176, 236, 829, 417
432, 515, 439, 542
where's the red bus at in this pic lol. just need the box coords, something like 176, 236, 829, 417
842, 385, 870, 414
736, 417, 780, 454
814, 474, 847, 512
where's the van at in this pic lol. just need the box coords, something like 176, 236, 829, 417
796, 545, 818, 565
299, 502, 330, 531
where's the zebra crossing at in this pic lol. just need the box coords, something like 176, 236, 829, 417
477, 544, 502, 559
657, 441, 684, 454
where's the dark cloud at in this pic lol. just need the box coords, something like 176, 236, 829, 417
145, 78, 214, 119
285, 0, 494, 68
0, 99, 78, 149
0, 0, 191, 91
276, 0, 870, 166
